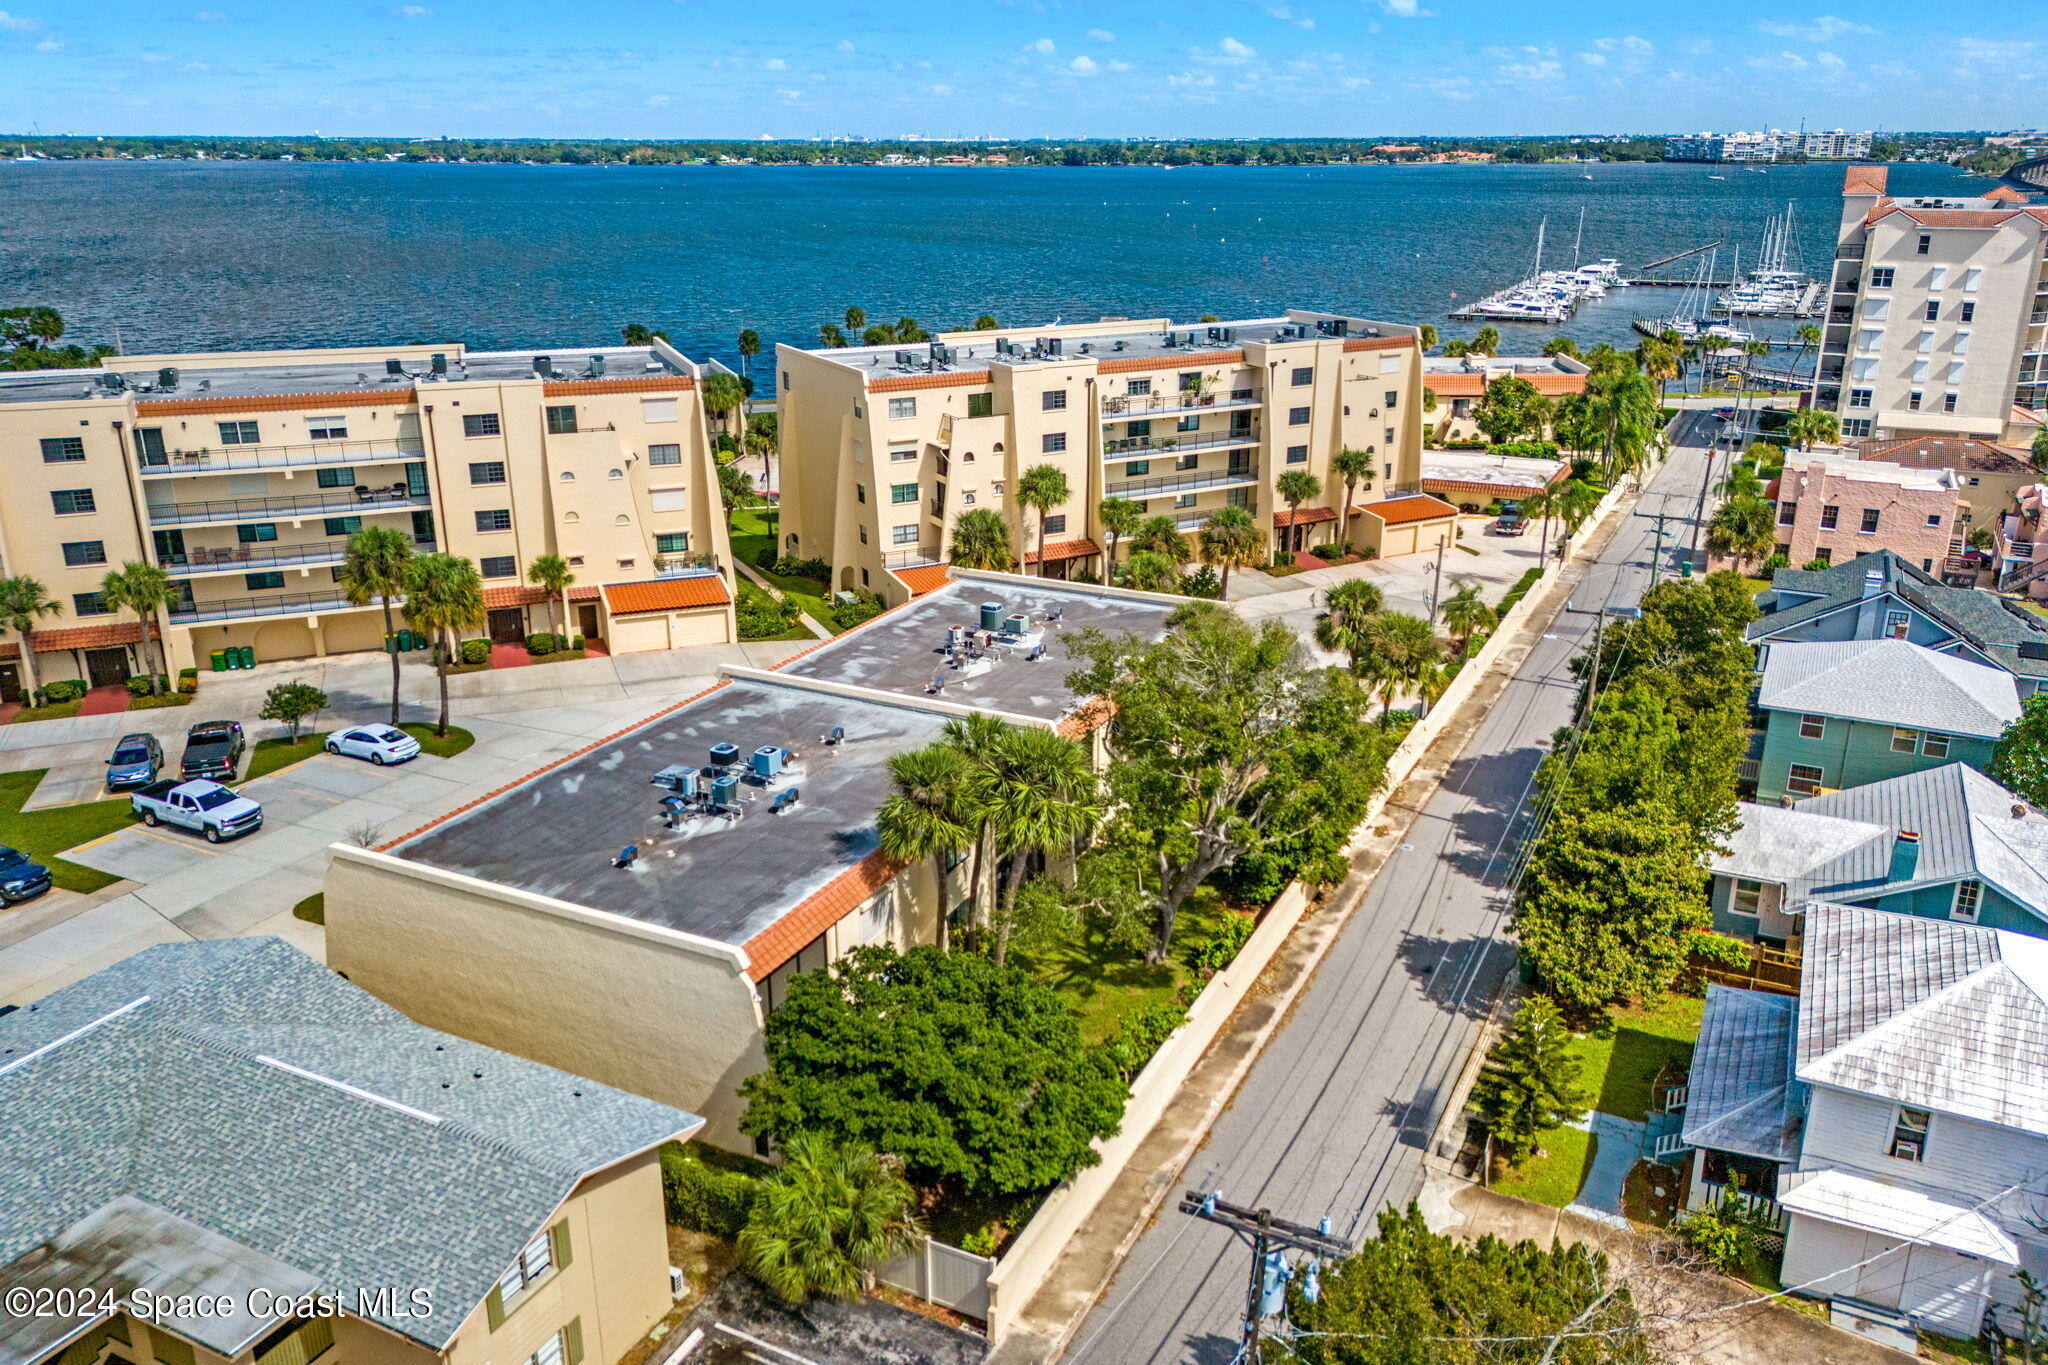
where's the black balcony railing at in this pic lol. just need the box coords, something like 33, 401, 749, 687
164, 538, 437, 577
1103, 429, 1259, 458
168, 589, 384, 623
138, 435, 425, 476
1100, 388, 1259, 419
146, 487, 430, 527
1107, 466, 1258, 500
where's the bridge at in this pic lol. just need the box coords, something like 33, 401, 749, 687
2005, 154, 2048, 193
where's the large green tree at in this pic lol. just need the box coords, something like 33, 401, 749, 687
1471, 996, 1587, 1162
737, 1133, 923, 1306
948, 507, 1015, 571
1472, 375, 1544, 444
1992, 694, 2048, 811
739, 945, 1127, 1196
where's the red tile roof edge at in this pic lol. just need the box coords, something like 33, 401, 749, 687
742, 849, 903, 980
869, 371, 993, 393
136, 388, 413, 416
1099, 351, 1245, 374
1358, 494, 1460, 525
542, 375, 695, 396
1022, 538, 1102, 565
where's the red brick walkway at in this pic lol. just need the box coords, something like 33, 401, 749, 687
78, 686, 131, 717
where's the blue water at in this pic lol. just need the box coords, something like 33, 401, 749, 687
2, 158, 1991, 368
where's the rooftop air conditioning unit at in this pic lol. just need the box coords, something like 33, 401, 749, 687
386, 358, 405, 377
1114, 340, 1127, 351
158, 367, 179, 390
588, 354, 606, 377
532, 355, 552, 377
1206, 326, 1222, 341
430, 353, 448, 375
1046, 337, 1063, 356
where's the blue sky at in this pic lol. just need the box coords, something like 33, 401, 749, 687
0, 1, 2035, 139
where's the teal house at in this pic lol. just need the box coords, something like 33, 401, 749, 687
1751, 637, 2018, 804
1708, 763, 2048, 943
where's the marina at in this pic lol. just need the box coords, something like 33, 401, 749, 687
1448, 212, 1630, 324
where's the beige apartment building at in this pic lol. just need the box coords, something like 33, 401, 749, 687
775, 311, 1427, 602
1816, 166, 2048, 446
0, 341, 734, 702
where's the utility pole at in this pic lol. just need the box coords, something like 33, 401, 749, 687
1687, 414, 1725, 571
1179, 1190, 1353, 1362
1429, 529, 1448, 623
1651, 500, 1669, 584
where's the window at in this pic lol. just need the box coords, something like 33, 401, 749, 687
1291, 366, 1314, 387
1288, 406, 1310, 426
1885, 610, 1911, 639
1926, 513, 1942, 528
323, 517, 362, 536
40, 436, 85, 462
1842, 420, 1871, 440
1908, 391, 1924, 412
237, 522, 278, 544
1177, 414, 1200, 432
1042, 389, 1067, 411
1730, 878, 1764, 917
51, 488, 96, 516
134, 428, 166, 465
608, 468, 624, 480
1787, 763, 1826, 796
1891, 727, 1921, 754
1126, 420, 1152, 439
960, 491, 976, 506
1916, 234, 1931, 255
1127, 378, 1152, 397
479, 555, 516, 578
1869, 267, 1895, 288
308, 417, 348, 440
1912, 358, 1931, 382
1921, 732, 1952, 759
1964, 266, 1982, 291
1949, 879, 1982, 922
217, 420, 260, 445
1923, 300, 1941, 322
1889, 1105, 1930, 1160
858, 526, 868, 544
1042, 432, 1066, 453
1799, 714, 1827, 740
647, 443, 682, 466
1960, 301, 1976, 323
1848, 388, 1872, 408
316, 466, 357, 488
1955, 331, 1972, 356
1916, 329, 1935, 354
1174, 493, 1197, 509
72, 591, 108, 615
497, 1229, 556, 1311
462, 412, 502, 437
1285, 445, 1309, 464
1860, 508, 1881, 534
1820, 505, 1839, 530
1126, 459, 1151, 476
475, 509, 512, 533
654, 532, 689, 554
1944, 393, 1959, 413
642, 397, 677, 423
855, 484, 866, 504
545, 405, 578, 434
887, 397, 917, 420
967, 392, 994, 417
245, 572, 286, 591
892, 524, 919, 544
1778, 501, 1798, 526
1044, 514, 1067, 535
469, 461, 507, 485
61, 541, 106, 567
888, 443, 919, 463
891, 483, 917, 504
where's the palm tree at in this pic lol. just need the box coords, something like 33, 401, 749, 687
844, 306, 866, 335
1313, 578, 1385, 671
338, 526, 415, 725
745, 427, 776, 486
1471, 326, 1501, 357
1786, 407, 1841, 452
1196, 505, 1263, 596
1553, 478, 1605, 554
1099, 497, 1142, 570
736, 328, 761, 378
1542, 336, 1581, 359
1354, 610, 1441, 716
738, 1133, 923, 1307
1332, 447, 1376, 532
1439, 582, 1497, 654
1718, 463, 1766, 501
1585, 368, 1661, 478
1014, 463, 1071, 577
1790, 322, 1822, 398
1121, 550, 1179, 593
1130, 515, 1190, 565
0, 576, 61, 700
1416, 323, 1439, 352
1637, 337, 1681, 405
526, 553, 574, 637
621, 322, 653, 346
947, 508, 1015, 571
976, 725, 1099, 965
1706, 495, 1778, 572
98, 561, 176, 694
877, 744, 974, 952
939, 712, 1009, 928
401, 552, 485, 738
1274, 469, 1322, 554
818, 323, 847, 349
701, 371, 748, 463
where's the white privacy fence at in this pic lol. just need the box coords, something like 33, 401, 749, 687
875, 1237, 996, 1320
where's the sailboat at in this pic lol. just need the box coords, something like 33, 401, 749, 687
1715, 202, 1818, 317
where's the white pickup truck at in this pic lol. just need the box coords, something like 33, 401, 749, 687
130, 779, 264, 843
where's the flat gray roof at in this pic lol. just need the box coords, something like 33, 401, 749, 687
781, 578, 1178, 722
0, 345, 686, 407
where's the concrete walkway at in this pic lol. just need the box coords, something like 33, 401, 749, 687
1566, 1111, 1647, 1227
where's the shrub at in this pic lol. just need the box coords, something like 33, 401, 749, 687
39, 679, 86, 703
524, 632, 560, 656
1189, 911, 1257, 973
1181, 564, 1223, 599
961, 1225, 1002, 1258
830, 588, 887, 632
1070, 568, 1102, 585
570, 634, 585, 650
660, 1145, 761, 1240
1674, 1184, 1772, 1273
1760, 552, 1790, 574
258, 679, 329, 742
1104, 999, 1190, 1081
1310, 542, 1347, 561
1491, 440, 1561, 461
458, 638, 490, 666
124, 673, 171, 698
1800, 557, 1831, 573
754, 544, 780, 571
177, 667, 199, 695
1496, 567, 1543, 615
737, 581, 801, 638
772, 555, 831, 582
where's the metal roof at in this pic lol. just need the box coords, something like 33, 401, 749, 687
1682, 986, 1803, 1161
1757, 638, 2021, 738
1778, 1168, 2022, 1263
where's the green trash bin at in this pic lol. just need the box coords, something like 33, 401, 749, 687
237, 645, 255, 669
208, 649, 225, 672
405, 630, 422, 651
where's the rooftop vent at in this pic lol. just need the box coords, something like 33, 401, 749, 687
2019, 641, 2048, 661
385, 358, 404, 377
157, 367, 179, 391
430, 353, 448, 375
532, 354, 552, 378
589, 354, 606, 378
979, 601, 1005, 632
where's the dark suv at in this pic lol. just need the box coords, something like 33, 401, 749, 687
105, 733, 164, 790
0, 846, 52, 905
179, 720, 246, 781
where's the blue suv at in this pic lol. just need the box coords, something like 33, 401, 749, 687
0, 847, 52, 905
105, 733, 164, 790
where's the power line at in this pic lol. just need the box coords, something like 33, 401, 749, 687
1177, 1190, 1352, 1363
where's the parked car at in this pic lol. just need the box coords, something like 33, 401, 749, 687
104, 733, 164, 790
1490, 502, 1526, 536
0, 846, 52, 904
130, 779, 263, 843
325, 725, 422, 766
179, 720, 246, 781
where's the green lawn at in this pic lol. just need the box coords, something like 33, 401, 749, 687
1493, 1126, 1596, 1208
245, 733, 327, 782
399, 723, 475, 758
293, 892, 325, 925
0, 770, 135, 893
1566, 992, 1705, 1122
731, 503, 838, 630
1013, 884, 1239, 1047
9, 700, 81, 724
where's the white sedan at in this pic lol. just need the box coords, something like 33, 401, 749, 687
325, 725, 422, 766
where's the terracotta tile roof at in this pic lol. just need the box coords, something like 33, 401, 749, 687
891, 564, 954, 597
1843, 165, 1889, 196
742, 850, 901, 980
1342, 336, 1414, 354
2014, 406, 2045, 429
1869, 206, 2045, 230
569, 584, 601, 602
1057, 697, 1114, 740
135, 388, 409, 417
1357, 494, 1459, 525
1099, 352, 1244, 374
482, 585, 551, 609
601, 577, 733, 614
869, 371, 992, 393
541, 375, 693, 396
1855, 436, 2032, 476
17, 620, 160, 655
1022, 538, 1101, 565
1987, 185, 2031, 204
1423, 477, 1559, 499
1422, 372, 1585, 397
1272, 506, 1339, 528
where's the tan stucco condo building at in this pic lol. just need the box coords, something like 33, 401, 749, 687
774, 311, 1428, 602
1816, 166, 2048, 446
324, 573, 1177, 1150
0, 342, 734, 702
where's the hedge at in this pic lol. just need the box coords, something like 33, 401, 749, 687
525, 632, 562, 656
458, 638, 490, 666
1490, 440, 1560, 461
37, 679, 87, 704
659, 1145, 760, 1240
124, 674, 172, 698
177, 668, 199, 695
1496, 567, 1544, 616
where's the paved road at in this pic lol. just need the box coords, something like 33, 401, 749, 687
1063, 410, 1730, 1365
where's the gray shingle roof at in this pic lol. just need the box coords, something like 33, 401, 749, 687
1757, 639, 2021, 738
1682, 986, 1803, 1161
1796, 902, 2048, 1134
0, 939, 701, 1359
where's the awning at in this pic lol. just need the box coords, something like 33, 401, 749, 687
1272, 507, 1338, 528
1023, 538, 1102, 565
1778, 1169, 2021, 1264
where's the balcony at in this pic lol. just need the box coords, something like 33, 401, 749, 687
145, 485, 431, 528
137, 434, 425, 477
885, 546, 943, 569
1835, 243, 1865, 260
1100, 387, 1260, 420
163, 538, 437, 579
169, 588, 389, 624
1107, 466, 1259, 501
653, 552, 722, 579
1103, 429, 1259, 460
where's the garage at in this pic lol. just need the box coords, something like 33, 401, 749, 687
600, 576, 735, 653
1353, 494, 1459, 562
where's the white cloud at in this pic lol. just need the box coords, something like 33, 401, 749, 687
387, 4, 431, 17
1068, 54, 1098, 74
1087, 27, 1115, 41
834, 38, 855, 52
1105, 58, 1132, 71
1815, 50, 1845, 70
1373, 0, 1422, 15
925, 82, 957, 95
1757, 16, 1877, 41
1218, 35, 1257, 58
1683, 38, 1713, 55
1259, 3, 1315, 28
1956, 37, 2036, 65
1595, 34, 1652, 55
34, 35, 61, 49
0, 10, 40, 28
1746, 49, 1809, 69
1168, 69, 1217, 87
1498, 57, 1562, 80
1577, 51, 1606, 66
763, 57, 787, 70
646, 93, 669, 106
1023, 36, 1054, 54
191, 8, 228, 18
